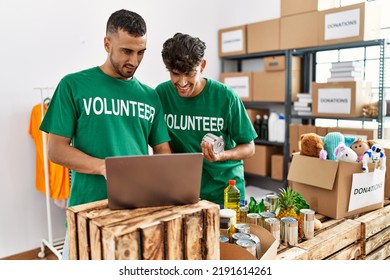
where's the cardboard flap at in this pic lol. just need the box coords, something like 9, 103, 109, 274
287, 154, 339, 190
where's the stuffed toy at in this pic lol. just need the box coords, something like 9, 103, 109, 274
322, 132, 355, 161
299, 133, 327, 159
333, 142, 358, 162
350, 138, 371, 163
361, 143, 386, 173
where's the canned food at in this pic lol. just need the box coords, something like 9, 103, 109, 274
232, 232, 251, 244
259, 211, 276, 228
239, 205, 249, 223
219, 235, 230, 243
247, 213, 261, 225
265, 193, 279, 213
202, 133, 225, 154
264, 217, 280, 247
250, 234, 261, 258
281, 217, 298, 247
300, 209, 315, 240
235, 239, 257, 258
234, 223, 250, 234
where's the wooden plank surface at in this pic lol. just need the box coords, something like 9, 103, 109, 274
325, 242, 362, 260
297, 219, 361, 260
361, 240, 390, 260
275, 247, 308, 260
363, 226, 390, 255
354, 204, 390, 239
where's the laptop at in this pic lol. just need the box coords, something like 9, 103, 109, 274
105, 153, 203, 210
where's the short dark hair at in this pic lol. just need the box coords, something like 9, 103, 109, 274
161, 33, 206, 73
106, 9, 146, 37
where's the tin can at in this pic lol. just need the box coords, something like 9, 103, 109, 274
300, 209, 315, 240
219, 235, 230, 243
265, 193, 279, 213
247, 213, 261, 225
234, 223, 250, 234
239, 205, 249, 223
259, 211, 276, 228
232, 232, 251, 244
280, 217, 298, 247
202, 133, 225, 154
250, 234, 261, 258
264, 217, 280, 247
235, 239, 257, 258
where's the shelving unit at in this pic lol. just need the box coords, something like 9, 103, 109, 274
220, 39, 389, 190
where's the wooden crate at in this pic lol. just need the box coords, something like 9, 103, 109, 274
276, 200, 390, 260
66, 199, 220, 260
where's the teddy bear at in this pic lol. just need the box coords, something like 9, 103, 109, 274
299, 133, 327, 159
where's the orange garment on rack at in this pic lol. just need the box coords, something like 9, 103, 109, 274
29, 103, 70, 200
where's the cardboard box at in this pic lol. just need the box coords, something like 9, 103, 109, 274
264, 55, 301, 72
220, 225, 278, 260
311, 81, 371, 118
280, 11, 319, 50
288, 154, 384, 219
318, 2, 381, 46
252, 70, 301, 102
220, 72, 253, 101
289, 124, 300, 155
281, 0, 339, 16
327, 127, 377, 141
218, 25, 247, 57
244, 145, 282, 176
247, 19, 280, 53
271, 154, 284, 181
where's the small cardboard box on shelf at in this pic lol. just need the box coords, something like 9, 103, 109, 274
220, 72, 253, 102
311, 81, 371, 118
287, 153, 385, 219
218, 25, 247, 57
247, 19, 280, 53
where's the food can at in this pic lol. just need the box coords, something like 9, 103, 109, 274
234, 223, 250, 234
264, 217, 280, 247
265, 193, 279, 213
250, 234, 261, 258
247, 213, 261, 225
259, 211, 276, 228
300, 209, 315, 240
202, 133, 225, 154
232, 232, 251, 244
239, 205, 249, 223
280, 217, 298, 247
235, 239, 257, 258
219, 235, 230, 243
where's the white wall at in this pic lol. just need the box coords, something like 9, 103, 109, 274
0, 0, 280, 258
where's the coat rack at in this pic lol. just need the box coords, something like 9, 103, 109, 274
33, 87, 64, 259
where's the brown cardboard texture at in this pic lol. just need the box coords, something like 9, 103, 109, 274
264, 56, 301, 72
281, 11, 319, 50
220, 72, 253, 101
312, 81, 371, 118
253, 70, 301, 102
218, 25, 247, 57
288, 154, 383, 219
244, 145, 282, 176
247, 19, 280, 53
271, 154, 284, 181
327, 127, 377, 141
220, 225, 277, 260
281, 0, 338, 16
318, 2, 381, 46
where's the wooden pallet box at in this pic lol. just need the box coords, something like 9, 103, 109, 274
66, 199, 220, 260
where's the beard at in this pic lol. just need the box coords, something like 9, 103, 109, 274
109, 54, 136, 80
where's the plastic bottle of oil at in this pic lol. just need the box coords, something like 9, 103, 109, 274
224, 179, 240, 221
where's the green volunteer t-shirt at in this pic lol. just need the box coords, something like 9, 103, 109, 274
40, 67, 170, 207
156, 78, 257, 205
